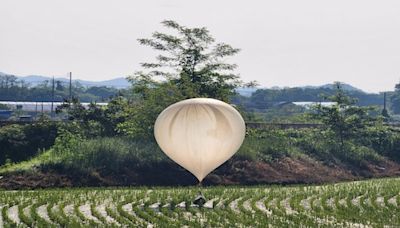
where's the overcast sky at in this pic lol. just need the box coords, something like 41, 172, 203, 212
1, 0, 400, 93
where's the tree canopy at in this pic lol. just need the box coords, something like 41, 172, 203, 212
120, 20, 252, 138
313, 82, 378, 148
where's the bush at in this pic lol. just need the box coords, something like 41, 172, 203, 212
238, 128, 384, 167
346, 144, 382, 166
237, 128, 302, 162
358, 126, 400, 161
0, 121, 58, 165
294, 128, 383, 166
47, 134, 168, 173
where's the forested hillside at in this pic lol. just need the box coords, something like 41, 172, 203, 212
0, 74, 122, 102
235, 87, 386, 111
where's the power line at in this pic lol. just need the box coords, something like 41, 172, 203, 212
51, 76, 55, 116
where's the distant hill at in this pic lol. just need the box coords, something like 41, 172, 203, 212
238, 83, 364, 98
236, 88, 259, 97
0, 72, 130, 89
268, 83, 363, 92
0, 71, 366, 94
301, 83, 363, 92
237, 84, 384, 111
21, 75, 130, 89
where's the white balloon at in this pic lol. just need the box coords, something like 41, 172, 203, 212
154, 98, 246, 182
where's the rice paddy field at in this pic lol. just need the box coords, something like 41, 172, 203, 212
0, 178, 399, 227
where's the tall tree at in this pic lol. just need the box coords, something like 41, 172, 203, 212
120, 20, 254, 138
390, 81, 400, 114
130, 20, 255, 102
313, 82, 376, 149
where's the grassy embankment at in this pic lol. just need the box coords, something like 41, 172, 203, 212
1, 127, 399, 188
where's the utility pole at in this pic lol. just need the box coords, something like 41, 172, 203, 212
51, 76, 55, 117
69, 72, 72, 101
35, 102, 38, 120
384, 92, 387, 110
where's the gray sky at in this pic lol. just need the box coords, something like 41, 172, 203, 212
1, 0, 400, 93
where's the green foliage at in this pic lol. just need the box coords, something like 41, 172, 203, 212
3, 123, 400, 178
359, 125, 400, 161
296, 128, 382, 166
238, 129, 300, 162
0, 120, 58, 165
117, 82, 184, 138
56, 97, 126, 137
134, 20, 246, 102
47, 135, 167, 173
313, 82, 378, 148
120, 20, 252, 138
0, 150, 52, 174
240, 126, 389, 167
50, 127, 84, 160
390, 81, 400, 114
240, 84, 384, 112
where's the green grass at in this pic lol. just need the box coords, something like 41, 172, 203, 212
0, 137, 167, 174
4, 122, 399, 178
0, 150, 52, 174
0, 178, 399, 227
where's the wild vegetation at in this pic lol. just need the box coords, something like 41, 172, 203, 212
0, 118, 58, 165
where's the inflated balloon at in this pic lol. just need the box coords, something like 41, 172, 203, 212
154, 98, 246, 182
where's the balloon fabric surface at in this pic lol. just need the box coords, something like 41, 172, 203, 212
154, 98, 246, 182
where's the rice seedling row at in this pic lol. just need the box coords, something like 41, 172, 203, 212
0, 178, 399, 227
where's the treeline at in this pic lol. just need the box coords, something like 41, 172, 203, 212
235, 87, 386, 111
0, 74, 122, 102
3, 73, 399, 116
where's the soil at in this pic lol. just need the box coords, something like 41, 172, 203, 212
1, 156, 400, 190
